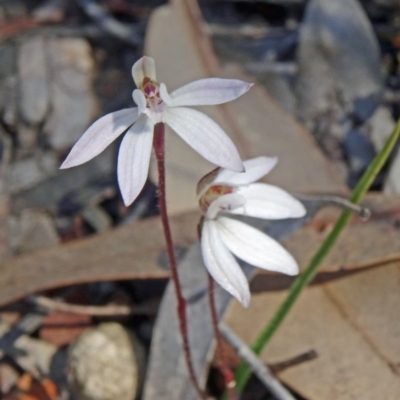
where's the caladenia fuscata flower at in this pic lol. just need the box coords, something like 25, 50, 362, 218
60, 56, 252, 206
198, 156, 307, 307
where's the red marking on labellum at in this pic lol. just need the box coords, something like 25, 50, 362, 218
199, 185, 234, 214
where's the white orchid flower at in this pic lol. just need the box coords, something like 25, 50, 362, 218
60, 56, 252, 206
198, 156, 306, 307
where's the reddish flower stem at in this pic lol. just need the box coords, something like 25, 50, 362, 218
153, 123, 206, 399
207, 274, 238, 400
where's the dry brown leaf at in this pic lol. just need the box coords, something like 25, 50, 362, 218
226, 262, 400, 399
0, 211, 199, 307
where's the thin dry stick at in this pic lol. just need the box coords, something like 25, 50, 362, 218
220, 323, 296, 400
207, 274, 237, 400
296, 195, 371, 220
153, 123, 206, 399
29, 295, 158, 316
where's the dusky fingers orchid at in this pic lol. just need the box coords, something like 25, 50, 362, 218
198, 156, 307, 307
60, 56, 252, 206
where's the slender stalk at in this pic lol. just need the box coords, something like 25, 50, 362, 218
234, 120, 400, 395
208, 274, 237, 400
153, 123, 206, 399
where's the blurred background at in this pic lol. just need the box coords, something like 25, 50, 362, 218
0, 1, 400, 399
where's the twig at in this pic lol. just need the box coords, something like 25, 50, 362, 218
296, 194, 371, 220
269, 350, 317, 374
28, 295, 158, 316
220, 323, 296, 400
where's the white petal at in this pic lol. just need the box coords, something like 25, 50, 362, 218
232, 183, 307, 220
217, 217, 299, 275
61, 108, 138, 169
201, 220, 250, 307
159, 83, 172, 106
169, 78, 253, 107
213, 156, 278, 187
117, 114, 154, 206
133, 89, 146, 114
132, 56, 156, 88
163, 107, 244, 172
206, 193, 246, 219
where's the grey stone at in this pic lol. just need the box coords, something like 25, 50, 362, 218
367, 106, 395, 151
0, 81, 5, 116
81, 205, 113, 232
55, 181, 116, 232
343, 128, 376, 188
44, 38, 99, 150
11, 145, 115, 213
7, 151, 59, 194
0, 193, 9, 262
364, 107, 400, 194
295, 0, 382, 129
16, 122, 38, 154
67, 322, 145, 400
0, 126, 12, 168
2, 75, 18, 127
384, 150, 400, 195
0, 192, 9, 262
0, 127, 10, 261
17, 36, 49, 124
0, 44, 15, 80
9, 210, 59, 254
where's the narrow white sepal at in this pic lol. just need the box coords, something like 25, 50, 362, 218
202, 220, 250, 307
169, 78, 253, 107
133, 89, 146, 115
117, 114, 154, 206
159, 83, 172, 105
213, 156, 278, 187
163, 107, 244, 172
132, 56, 156, 88
233, 183, 307, 219
60, 108, 139, 169
217, 217, 299, 276
206, 193, 246, 220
